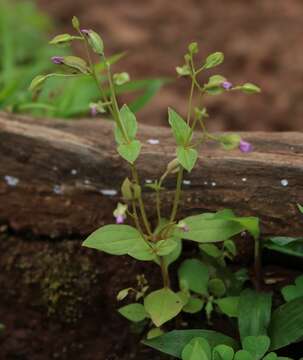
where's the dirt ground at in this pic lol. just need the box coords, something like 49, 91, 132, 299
36, 0, 303, 131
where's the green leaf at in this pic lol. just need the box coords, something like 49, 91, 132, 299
168, 108, 192, 146
263, 353, 278, 360
82, 224, 150, 258
216, 297, 239, 318
118, 303, 148, 322
281, 275, 303, 302
240, 83, 261, 94
153, 238, 178, 256
200, 244, 222, 258
177, 146, 198, 172
204, 52, 224, 69
213, 345, 234, 360
29, 74, 47, 92
178, 259, 209, 295
234, 350, 254, 360
143, 329, 239, 358
49, 33, 80, 45
146, 327, 164, 339
242, 336, 271, 360
117, 140, 141, 164
204, 75, 226, 95
268, 296, 303, 351
182, 337, 211, 360
62, 56, 89, 74
188, 42, 199, 55
219, 134, 241, 150
162, 237, 183, 268
144, 288, 183, 327
183, 297, 204, 314
72, 16, 80, 30
209, 278, 226, 297
127, 237, 155, 261
85, 30, 104, 55
224, 240, 237, 257
117, 288, 132, 301
298, 203, 303, 214
115, 104, 138, 144
238, 289, 272, 342
232, 217, 260, 240
174, 215, 245, 243
264, 237, 303, 258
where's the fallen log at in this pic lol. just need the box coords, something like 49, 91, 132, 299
0, 112, 302, 238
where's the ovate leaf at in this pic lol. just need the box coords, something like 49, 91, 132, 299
216, 297, 239, 318
177, 146, 198, 172
242, 336, 271, 360
144, 288, 183, 327
281, 275, 303, 302
204, 52, 224, 69
115, 104, 138, 143
238, 289, 272, 342
182, 337, 211, 360
118, 303, 148, 322
118, 140, 141, 164
178, 259, 209, 295
268, 296, 303, 351
143, 329, 239, 358
83, 224, 146, 256
168, 108, 192, 146
213, 344, 234, 360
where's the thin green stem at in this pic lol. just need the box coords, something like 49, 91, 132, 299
169, 167, 184, 223
156, 190, 161, 225
131, 166, 152, 236
160, 257, 170, 288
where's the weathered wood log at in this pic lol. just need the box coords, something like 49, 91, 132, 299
0, 112, 302, 238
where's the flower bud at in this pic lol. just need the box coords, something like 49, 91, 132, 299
239, 139, 253, 153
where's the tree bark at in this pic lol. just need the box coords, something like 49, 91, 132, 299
0, 112, 302, 238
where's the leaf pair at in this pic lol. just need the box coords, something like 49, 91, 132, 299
115, 104, 141, 164
168, 108, 197, 172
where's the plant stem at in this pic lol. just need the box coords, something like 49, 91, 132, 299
156, 190, 161, 225
131, 166, 152, 236
254, 237, 262, 291
170, 167, 184, 223
160, 257, 170, 288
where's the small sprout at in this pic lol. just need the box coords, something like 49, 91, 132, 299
176, 64, 191, 76
194, 107, 208, 120
204, 52, 224, 69
113, 203, 128, 224
72, 16, 80, 30
188, 41, 199, 55
239, 139, 253, 153
113, 72, 130, 86
81, 29, 104, 55
117, 288, 132, 301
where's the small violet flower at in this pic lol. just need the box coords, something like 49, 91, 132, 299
51, 56, 64, 65
113, 203, 128, 224
177, 221, 189, 232
239, 139, 253, 153
90, 103, 98, 117
81, 29, 90, 35
222, 81, 233, 90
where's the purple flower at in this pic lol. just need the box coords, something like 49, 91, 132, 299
177, 221, 189, 232
113, 203, 127, 224
51, 56, 64, 65
239, 139, 253, 153
81, 29, 90, 35
90, 104, 97, 117
222, 81, 233, 90
115, 214, 125, 224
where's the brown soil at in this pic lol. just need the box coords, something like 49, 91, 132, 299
37, 0, 303, 132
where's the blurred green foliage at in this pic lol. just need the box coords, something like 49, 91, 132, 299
0, 0, 167, 118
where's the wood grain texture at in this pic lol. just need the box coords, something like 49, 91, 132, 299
0, 112, 302, 238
